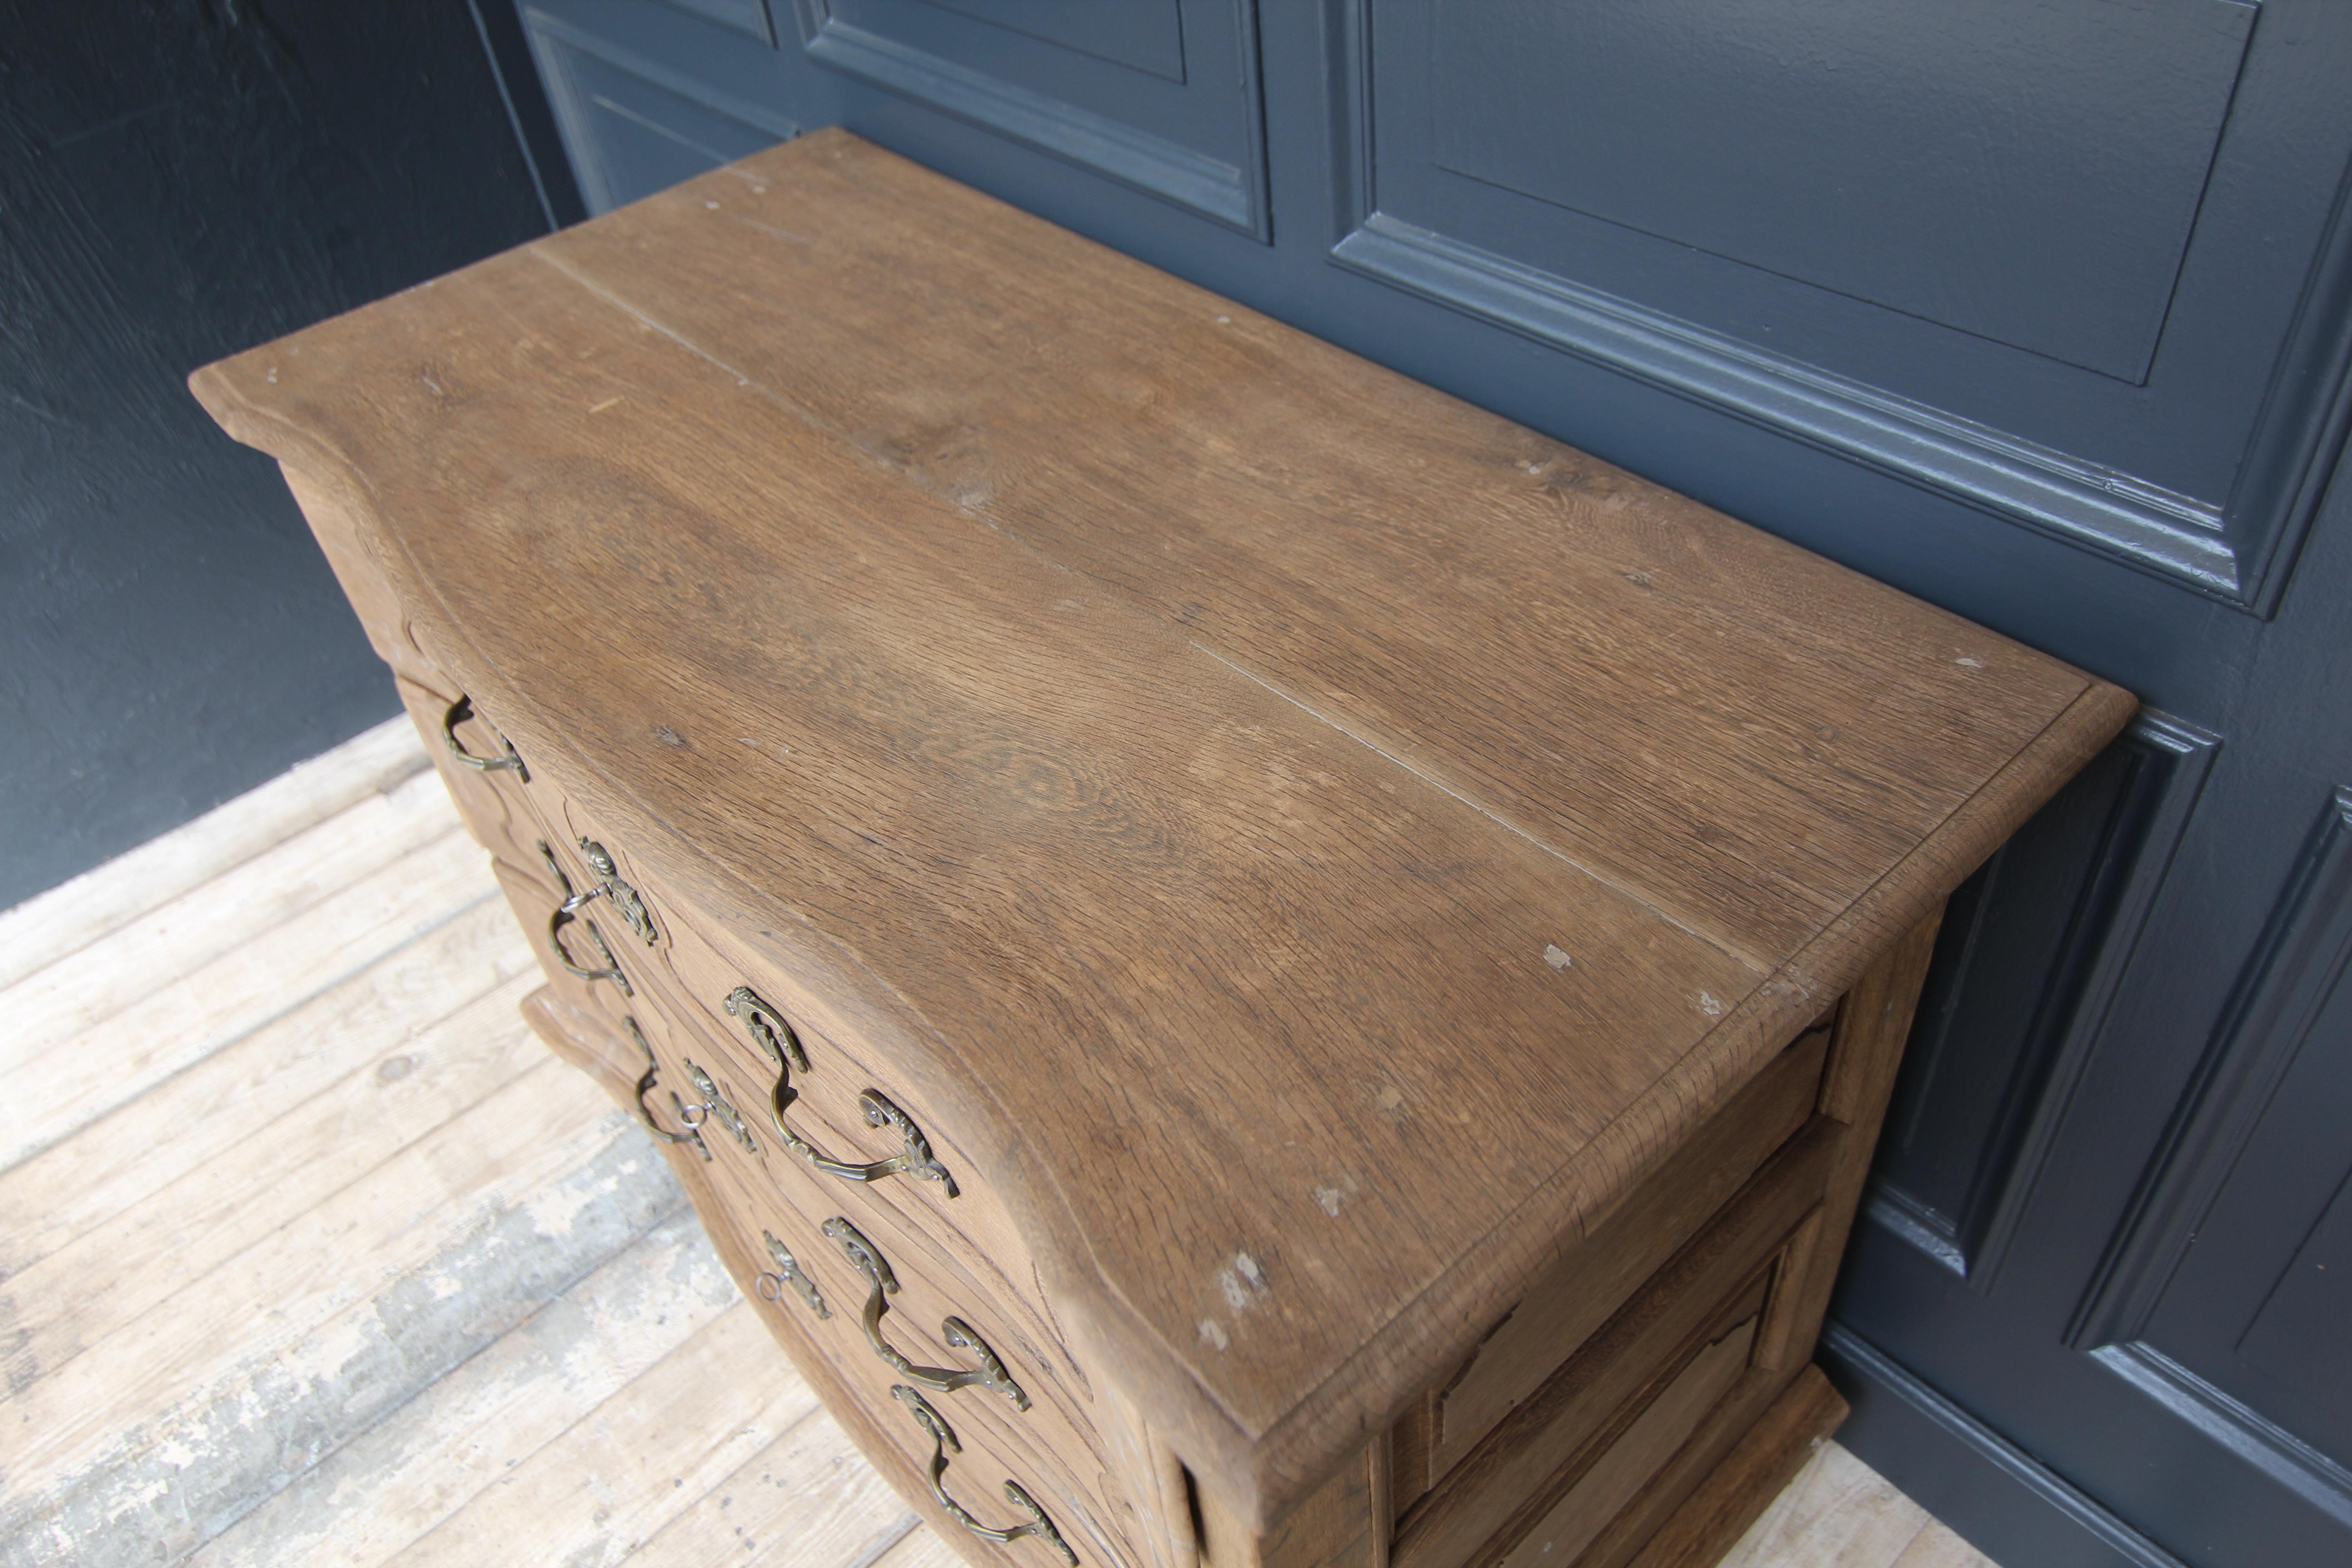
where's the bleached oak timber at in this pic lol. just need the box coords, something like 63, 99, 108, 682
0, 895, 530, 1278
0, 703, 2000, 1568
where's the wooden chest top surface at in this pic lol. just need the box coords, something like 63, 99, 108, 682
191, 130, 2130, 1517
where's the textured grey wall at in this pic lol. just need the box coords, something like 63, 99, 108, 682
0, 1, 565, 910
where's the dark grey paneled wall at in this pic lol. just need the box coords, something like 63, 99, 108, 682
0, 0, 575, 911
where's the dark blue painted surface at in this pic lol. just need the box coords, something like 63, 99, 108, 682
0, 1, 573, 912
501, 3, 2352, 1559
1430, 0, 2253, 384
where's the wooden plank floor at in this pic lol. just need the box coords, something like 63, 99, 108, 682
0, 718, 2002, 1568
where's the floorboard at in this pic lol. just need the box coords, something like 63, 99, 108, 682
0, 896, 533, 1278
191, 1214, 741, 1568
0, 717, 2000, 1568
0, 719, 431, 992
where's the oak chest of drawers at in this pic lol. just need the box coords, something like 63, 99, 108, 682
192, 130, 2132, 1568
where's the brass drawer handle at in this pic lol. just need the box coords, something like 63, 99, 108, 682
543, 838, 660, 948
824, 1217, 1029, 1412
539, 841, 632, 995
548, 902, 631, 994
791, 1090, 958, 1195
893, 1386, 1075, 1565
677, 1058, 759, 1155
441, 694, 528, 780
726, 986, 808, 1074
577, 838, 659, 946
758, 1228, 830, 1318
625, 1017, 708, 1161
728, 987, 958, 1197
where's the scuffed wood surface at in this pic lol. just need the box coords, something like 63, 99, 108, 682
0, 718, 1989, 1568
0, 718, 430, 992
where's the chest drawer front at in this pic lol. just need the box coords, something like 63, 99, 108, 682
440, 748, 1049, 1347
639, 985, 1094, 1422
1391, 1117, 1835, 1568
508, 783, 991, 1215
591, 861, 1064, 1357
513, 982, 1132, 1568
612, 956, 1137, 1562
444, 748, 1104, 1488
682, 1079, 1141, 1568
1489, 1298, 1765, 1568
397, 676, 581, 896
1426, 1018, 1832, 1484
489, 858, 636, 1033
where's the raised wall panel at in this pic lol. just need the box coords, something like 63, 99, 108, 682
524, 4, 799, 214
2239, 1176, 2352, 1393
1431, 0, 2251, 383
913, 0, 1184, 80
793, 0, 1269, 237
2072, 788, 2352, 1503
1330, 0, 2352, 609
1866, 712, 2219, 1290
1819, 1326, 2195, 1568
656, 0, 776, 45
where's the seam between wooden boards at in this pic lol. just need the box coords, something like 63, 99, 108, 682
526, 244, 1786, 971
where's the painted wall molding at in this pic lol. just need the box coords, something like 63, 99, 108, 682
793, 0, 1270, 239
1321, 0, 2352, 614
2089, 1341, 2352, 1530
2073, 785, 2352, 1349
1821, 1324, 2193, 1568
1862, 711, 2220, 1289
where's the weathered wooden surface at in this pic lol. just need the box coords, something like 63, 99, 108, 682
189, 129, 2134, 1525
0, 719, 1990, 1567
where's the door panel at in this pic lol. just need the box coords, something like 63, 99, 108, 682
1870, 713, 2218, 1293
655, 0, 777, 45
906, 0, 1184, 78
498, 1, 2352, 1560
2239, 1175, 2352, 1442
2080, 787, 2352, 1480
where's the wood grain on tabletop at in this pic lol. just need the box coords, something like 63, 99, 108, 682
187, 128, 2133, 1522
